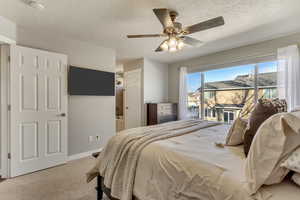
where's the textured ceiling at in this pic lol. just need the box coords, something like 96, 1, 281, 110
0, 0, 300, 63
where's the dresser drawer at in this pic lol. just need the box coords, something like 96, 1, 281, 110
147, 103, 178, 125
158, 104, 172, 110
158, 115, 177, 124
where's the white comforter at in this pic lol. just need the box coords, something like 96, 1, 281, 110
87, 120, 300, 200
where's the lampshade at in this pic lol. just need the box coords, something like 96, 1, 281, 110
160, 36, 186, 52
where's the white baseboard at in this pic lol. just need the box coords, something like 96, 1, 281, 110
68, 149, 102, 162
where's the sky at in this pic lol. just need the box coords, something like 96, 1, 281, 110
187, 61, 277, 92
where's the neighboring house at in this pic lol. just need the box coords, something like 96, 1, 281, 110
188, 72, 277, 123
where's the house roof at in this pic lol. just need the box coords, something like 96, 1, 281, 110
215, 103, 245, 109
199, 72, 276, 90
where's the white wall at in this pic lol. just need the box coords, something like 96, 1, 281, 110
123, 59, 143, 72
169, 32, 300, 103
123, 58, 168, 103
143, 58, 168, 125
0, 16, 16, 44
143, 58, 168, 103
122, 58, 169, 126
17, 29, 116, 156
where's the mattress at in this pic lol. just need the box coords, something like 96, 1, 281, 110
132, 124, 300, 200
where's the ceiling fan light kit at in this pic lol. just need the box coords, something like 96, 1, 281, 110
161, 37, 185, 52
127, 8, 225, 53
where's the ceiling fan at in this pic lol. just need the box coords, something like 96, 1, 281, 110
127, 8, 225, 52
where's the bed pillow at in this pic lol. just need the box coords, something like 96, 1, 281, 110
292, 173, 300, 186
245, 111, 300, 194
281, 146, 300, 173
244, 99, 287, 156
225, 117, 247, 146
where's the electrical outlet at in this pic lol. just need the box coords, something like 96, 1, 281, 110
89, 136, 93, 143
96, 136, 100, 141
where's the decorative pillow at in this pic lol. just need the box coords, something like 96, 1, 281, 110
225, 117, 247, 146
281, 146, 300, 173
244, 99, 287, 156
292, 173, 300, 186
245, 111, 300, 194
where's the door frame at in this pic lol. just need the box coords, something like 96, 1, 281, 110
1, 44, 11, 178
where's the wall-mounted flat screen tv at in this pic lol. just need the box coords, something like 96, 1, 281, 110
68, 66, 115, 96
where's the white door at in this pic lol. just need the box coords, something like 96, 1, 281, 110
10, 45, 68, 177
124, 69, 142, 129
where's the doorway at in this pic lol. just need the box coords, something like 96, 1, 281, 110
116, 72, 125, 132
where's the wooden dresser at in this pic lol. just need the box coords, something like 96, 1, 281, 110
147, 103, 178, 125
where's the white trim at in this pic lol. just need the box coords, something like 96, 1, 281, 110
67, 149, 102, 162
254, 64, 259, 103
200, 72, 205, 119
1, 45, 10, 178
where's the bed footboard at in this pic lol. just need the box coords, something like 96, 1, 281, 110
96, 175, 103, 200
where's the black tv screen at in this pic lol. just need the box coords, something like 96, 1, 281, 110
68, 66, 115, 96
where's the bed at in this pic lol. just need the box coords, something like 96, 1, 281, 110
87, 120, 300, 200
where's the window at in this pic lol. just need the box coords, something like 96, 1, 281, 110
212, 109, 216, 118
258, 61, 278, 99
204, 64, 255, 122
204, 91, 215, 99
262, 88, 278, 99
207, 108, 212, 117
187, 61, 278, 123
223, 111, 235, 124
204, 108, 216, 118
187, 72, 201, 119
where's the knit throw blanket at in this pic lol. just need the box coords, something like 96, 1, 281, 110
87, 120, 220, 200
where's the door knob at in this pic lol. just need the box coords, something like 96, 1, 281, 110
126, 107, 129, 110
58, 113, 66, 117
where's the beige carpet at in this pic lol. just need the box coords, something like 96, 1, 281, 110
0, 157, 109, 200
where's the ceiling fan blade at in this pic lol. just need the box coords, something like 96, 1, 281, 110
153, 8, 174, 28
155, 46, 164, 52
155, 41, 167, 52
127, 34, 165, 38
181, 36, 203, 46
184, 16, 225, 35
